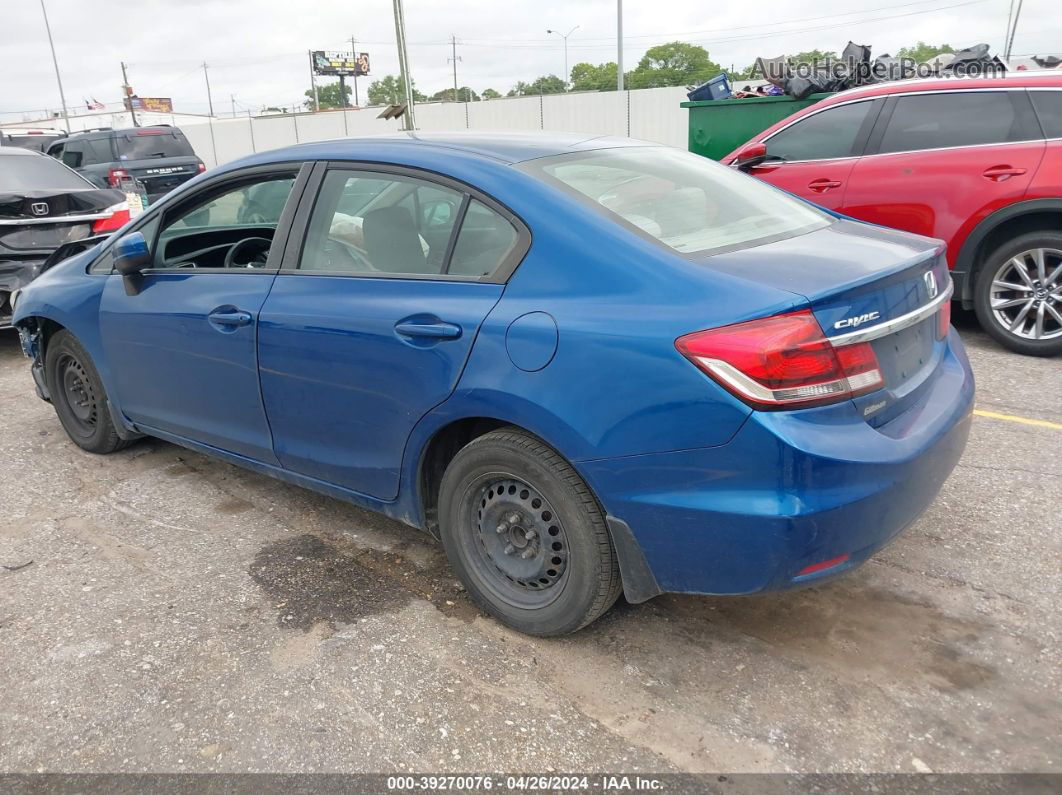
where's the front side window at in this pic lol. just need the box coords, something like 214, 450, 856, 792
299, 169, 519, 279
151, 173, 296, 269
878, 92, 1031, 154
765, 100, 875, 162
522, 146, 830, 256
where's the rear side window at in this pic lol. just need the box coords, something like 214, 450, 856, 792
116, 130, 195, 160
765, 100, 876, 161
0, 153, 91, 190
81, 138, 113, 165
878, 92, 1034, 154
60, 142, 84, 168
1030, 91, 1062, 138
448, 200, 519, 278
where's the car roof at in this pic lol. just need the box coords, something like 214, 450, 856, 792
0, 146, 46, 157
262, 131, 653, 166
823, 71, 1062, 104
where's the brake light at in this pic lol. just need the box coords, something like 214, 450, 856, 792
675, 310, 884, 410
136, 129, 166, 135
107, 167, 130, 187
937, 299, 951, 340
197, 162, 206, 173
91, 201, 130, 235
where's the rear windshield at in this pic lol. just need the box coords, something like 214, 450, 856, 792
116, 130, 195, 160
1, 134, 62, 152
521, 147, 830, 256
0, 153, 91, 191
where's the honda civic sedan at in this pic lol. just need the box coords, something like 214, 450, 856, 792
12, 132, 974, 636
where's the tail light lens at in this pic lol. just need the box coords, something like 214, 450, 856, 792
92, 201, 130, 235
107, 167, 130, 187
197, 162, 206, 173
676, 310, 883, 410
937, 299, 951, 340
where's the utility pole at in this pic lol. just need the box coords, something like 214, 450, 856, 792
448, 35, 461, 101
202, 62, 215, 117
308, 51, 319, 111
1005, 0, 1025, 61
231, 94, 237, 118
39, 0, 70, 131
351, 36, 360, 107
392, 0, 416, 129
616, 0, 624, 91
546, 26, 579, 89
121, 61, 138, 127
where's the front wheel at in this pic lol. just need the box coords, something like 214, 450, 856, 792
45, 330, 131, 454
974, 232, 1062, 356
438, 428, 622, 636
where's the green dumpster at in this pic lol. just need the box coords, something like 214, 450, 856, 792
681, 93, 833, 161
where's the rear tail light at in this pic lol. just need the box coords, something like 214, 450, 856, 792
676, 310, 884, 410
107, 167, 130, 187
937, 299, 951, 340
92, 201, 130, 235
197, 162, 206, 173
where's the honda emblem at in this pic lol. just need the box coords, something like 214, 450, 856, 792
30, 202, 49, 216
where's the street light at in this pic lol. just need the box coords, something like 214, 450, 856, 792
546, 25, 579, 89
38, 0, 70, 131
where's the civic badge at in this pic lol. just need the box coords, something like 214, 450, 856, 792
924, 270, 938, 299
30, 202, 49, 216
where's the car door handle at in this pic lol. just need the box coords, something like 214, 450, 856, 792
808, 178, 843, 192
208, 310, 253, 327
394, 321, 462, 339
982, 165, 1027, 182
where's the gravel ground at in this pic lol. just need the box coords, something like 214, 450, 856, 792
0, 309, 1058, 774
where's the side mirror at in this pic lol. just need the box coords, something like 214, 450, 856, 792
733, 142, 769, 171
113, 231, 151, 276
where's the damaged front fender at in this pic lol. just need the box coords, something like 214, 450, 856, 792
16, 319, 50, 402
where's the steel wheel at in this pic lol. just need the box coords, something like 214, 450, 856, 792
57, 351, 99, 438
466, 475, 570, 609
988, 247, 1062, 342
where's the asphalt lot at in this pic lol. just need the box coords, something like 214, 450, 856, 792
0, 309, 1058, 775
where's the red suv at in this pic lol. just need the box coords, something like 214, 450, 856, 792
725, 73, 1062, 356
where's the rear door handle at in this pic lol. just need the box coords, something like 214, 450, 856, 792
394, 321, 462, 339
982, 165, 1027, 182
808, 178, 843, 192
208, 310, 253, 327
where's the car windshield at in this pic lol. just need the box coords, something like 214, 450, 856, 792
522, 146, 830, 256
116, 131, 195, 160
0, 153, 91, 191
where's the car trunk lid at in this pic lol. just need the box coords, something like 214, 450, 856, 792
0, 187, 123, 254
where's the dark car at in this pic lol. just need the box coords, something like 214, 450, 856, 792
0, 147, 128, 326
1, 128, 67, 152
45, 126, 204, 205
11, 133, 973, 636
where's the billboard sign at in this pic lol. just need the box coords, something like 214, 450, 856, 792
125, 96, 174, 113
312, 51, 370, 77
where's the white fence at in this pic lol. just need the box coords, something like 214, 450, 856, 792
181, 87, 691, 169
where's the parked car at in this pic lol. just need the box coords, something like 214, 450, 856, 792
0, 147, 128, 327
12, 133, 973, 636
1, 127, 67, 152
45, 125, 205, 205
725, 73, 1062, 356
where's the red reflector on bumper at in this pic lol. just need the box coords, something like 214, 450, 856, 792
797, 554, 850, 577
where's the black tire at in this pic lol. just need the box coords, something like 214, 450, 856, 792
45, 330, 130, 454
438, 428, 622, 636
974, 231, 1062, 356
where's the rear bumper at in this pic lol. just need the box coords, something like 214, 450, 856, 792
580, 330, 974, 598
0, 258, 45, 328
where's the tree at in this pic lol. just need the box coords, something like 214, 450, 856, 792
570, 61, 618, 92
367, 74, 427, 105
429, 86, 479, 102
787, 49, 838, 65
481, 88, 501, 100
507, 75, 565, 96
628, 42, 722, 89
896, 42, 955, 63
304, 80, 352, 111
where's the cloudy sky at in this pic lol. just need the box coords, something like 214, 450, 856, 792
1, 0, 1058, 122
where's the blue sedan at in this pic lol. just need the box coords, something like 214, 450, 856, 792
11, 132, 974, 636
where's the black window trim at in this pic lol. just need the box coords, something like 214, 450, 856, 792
862, 87, 1045, 158
279, 160, 531, 285
88, 160, 315, 276
760, 96, 883, 164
